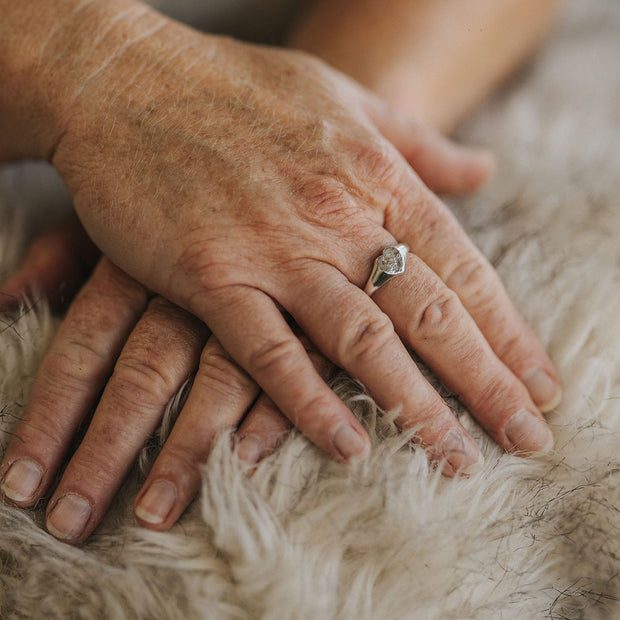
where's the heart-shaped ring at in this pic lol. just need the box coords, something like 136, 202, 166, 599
363, 244, 408, 296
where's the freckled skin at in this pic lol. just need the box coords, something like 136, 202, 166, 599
53, 30, 392, 305
0, 0, 562, 543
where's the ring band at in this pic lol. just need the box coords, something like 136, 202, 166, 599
363, 244, 409, 296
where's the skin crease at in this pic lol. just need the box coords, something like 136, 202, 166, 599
0, 0, 563, 543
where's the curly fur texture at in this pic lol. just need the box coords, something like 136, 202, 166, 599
0, 1, 618, 618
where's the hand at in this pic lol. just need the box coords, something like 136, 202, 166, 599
0, 256, 320, 541
50, 8, 558, 456
0, 120, 492, 543
4, 2, 560, 536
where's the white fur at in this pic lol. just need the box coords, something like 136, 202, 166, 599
1, 1, 618, 617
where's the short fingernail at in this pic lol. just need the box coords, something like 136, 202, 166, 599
46, 493, 92, 541
237, 435, 266, 465
521, 368, 562, 412
505, 409, 554, 454
333, 425, 370, 462
441, 430, 484, 476
1, 458, 44, 502
135, 480, 177, 525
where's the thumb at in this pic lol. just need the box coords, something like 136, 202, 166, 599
363, 95, 495, 195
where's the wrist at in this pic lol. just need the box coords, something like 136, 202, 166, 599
0, 0, 161, 162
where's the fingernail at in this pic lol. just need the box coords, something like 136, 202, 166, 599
505, 409, 554, 454
1, 458, 44, 502
46, 493, 92, 541
333, 425, 370, 462
237, 435, 266, 465
441, 430, 484, 476
135, 480, 176, 525
521, 368, 562, 412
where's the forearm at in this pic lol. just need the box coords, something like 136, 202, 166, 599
0, 0, 163, 162
290, 0, 561, 133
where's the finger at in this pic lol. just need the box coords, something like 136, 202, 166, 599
43, 297, 207, 543
236, 333, 333, 468
280, 263, 484, 475
385, 183, 562, 413
133, 335, 260, 530
363, 95, 495, 195
0, 260, 147, 511
371, 251, 554, 455
0, 216, 99, 314
193, 286, 372, 465
235, 394, 291, 467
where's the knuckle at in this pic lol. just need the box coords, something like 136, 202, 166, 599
468, 376, 515, 418
459, 340, 487, 371
298, 175, 358, 223
196, 346, 255, 399
17, 400, 67, 450
494, 329, 529, 363
289, 393, 336, 431
160, 439, 206, 471
248, 337, 302, 379
75, 440, 125, 484
37, 328, 110, 392
340, 313, 395, 364
43, 342, 108, 389
401, 400, 451, 433
174, 239, 237, 297
411, 289, 462, 337
445, 256, 497, 304
354, 138, 401, 186
110, 357, 175, 410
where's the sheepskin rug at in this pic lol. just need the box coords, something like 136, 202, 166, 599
1, 1, 618, 618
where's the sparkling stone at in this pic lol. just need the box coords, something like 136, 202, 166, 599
377, 247, 404, 274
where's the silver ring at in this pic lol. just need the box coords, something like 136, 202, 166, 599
363, 244, 409, 296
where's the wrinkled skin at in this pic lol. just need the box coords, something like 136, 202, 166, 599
0, 6, 561, 543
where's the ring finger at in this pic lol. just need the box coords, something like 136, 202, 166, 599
283, 250, 549, 462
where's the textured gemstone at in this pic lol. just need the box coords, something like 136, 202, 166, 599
377, 247, 404, 274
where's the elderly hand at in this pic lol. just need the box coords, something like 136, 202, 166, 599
1, 115, 492, 542
1, 0, 561, 541
1, 252, 309, 540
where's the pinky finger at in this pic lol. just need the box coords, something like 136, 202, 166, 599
235, 394, 292, 468
236, 331, 336, 468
